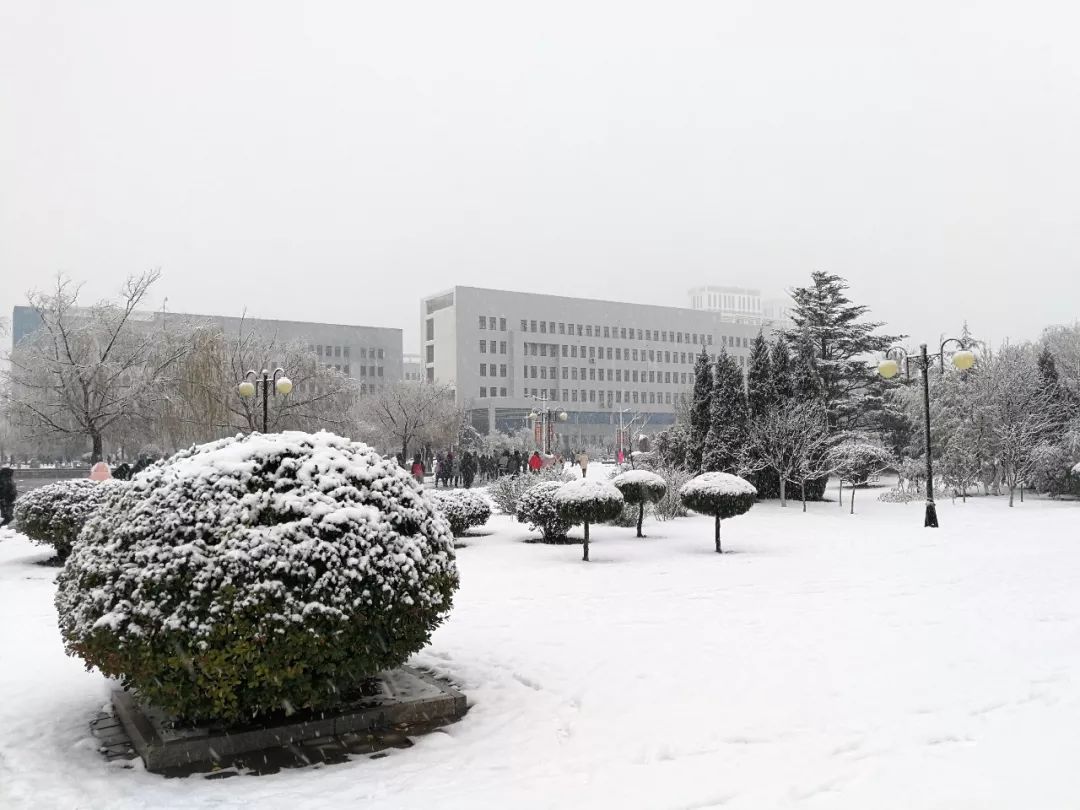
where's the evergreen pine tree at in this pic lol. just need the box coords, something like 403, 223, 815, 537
685, 347, 713, 472
702, 350, 748, 472
791, 330, 825, 402
746, 332, 774, 419
770, 335, 794, 402
783, 271, 902, 431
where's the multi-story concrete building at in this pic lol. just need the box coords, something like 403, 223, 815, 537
403, 353, 423, 382
420, 286, 764, 450
11, 306, 403, 391
688, 285, 794, 329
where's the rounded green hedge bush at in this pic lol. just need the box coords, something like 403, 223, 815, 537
55, 431, 459, 724
612, 469, 668, 538
515, 481, 573, 542
14, 479, 120, 559
429, 489, 492, 536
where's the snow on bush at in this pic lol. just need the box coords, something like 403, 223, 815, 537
429, 489, 492, 536
13, 479, 120, 559
649, 464, 692, 521
488, 467, 569, 516
612, 469, 668, 537
679, 472, 757, 554
55, 430, 459, 724
555, 478, 624, 561
515, 481, 573, 543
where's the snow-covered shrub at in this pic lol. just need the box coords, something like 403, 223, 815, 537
612, 469, 668, 538
487, 467, 569, 516
55, 431, 459, 724
14, 479, 119, 559
429, 489, 492, 536
515, 481, 573, 542
649, 464, 692, 521
554, 478, 624, 561
829, 439, 894, 514
679, 472, 757, 554
877, 487, 918, 503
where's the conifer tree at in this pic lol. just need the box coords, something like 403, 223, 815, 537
685, 347, 713, 472
770, 335, 794, 403
791, 330, 825, 402
702, 350, 748, 472
746, 332, 774, 419
783, 271, 901, 431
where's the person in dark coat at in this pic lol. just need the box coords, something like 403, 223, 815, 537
0, 467, 16, 527
461, 452, 478, 488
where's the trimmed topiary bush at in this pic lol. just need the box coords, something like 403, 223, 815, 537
612, 469, 668, 538
55, 430, 459, 724
430, 489, 492, 536
14, 479, 119, 559
515, 481, 573, 543
679, 472, 757, 554
554, 478, 624, 561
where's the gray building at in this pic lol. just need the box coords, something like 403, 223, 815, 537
12, 305, 403, 391
688, 285, 795, 329
420, 286, 766, 450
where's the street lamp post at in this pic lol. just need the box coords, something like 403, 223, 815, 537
877, 338, 974, 529
238, 368, 293, 433
616, 407, 631, 464
528, 392, 568, 455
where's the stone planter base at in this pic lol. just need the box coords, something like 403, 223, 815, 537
111, 666, 466, 774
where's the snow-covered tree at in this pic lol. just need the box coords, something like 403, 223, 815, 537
612, 469, 667, 538
746, 332, 774, 419
783, 272, 902, 431
2, 271, 187, 462
828, 438, 893, 514
702, 350, 748, 473
746, 400, 831, 508
684, 347, 713, 472
356, 380, 460, 461
554, 478, 624, 561
678, 472, 757, 553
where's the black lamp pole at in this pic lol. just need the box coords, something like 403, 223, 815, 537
240, 368, 289, 433
882, 337, 971, 529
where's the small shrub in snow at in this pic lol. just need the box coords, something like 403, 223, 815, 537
649, 464, 692, 521
554, 478, 624, 561
515, 481, 573, 542
429, 489, 492, 536
679, 472, 757, 554
13, 479, 119, 559
612, 470, 668, 538
55, 430, 458, 724
877, 487, 918, 503
488, 468, 569, 516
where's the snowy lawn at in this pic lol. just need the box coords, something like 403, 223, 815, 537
2, 494, 1080, 809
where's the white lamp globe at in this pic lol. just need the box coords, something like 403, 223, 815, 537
952, 350, 975, 371
275, 376, 294, 395
877, 359, 900, 379
557, 411, 568, 421
237, 380, 257, 398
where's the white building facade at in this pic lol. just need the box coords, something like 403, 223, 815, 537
420, 286, 765, 450
688, 285, 794, 329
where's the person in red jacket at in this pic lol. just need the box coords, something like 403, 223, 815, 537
528, 451, 543, 472
410, 454, 426, 484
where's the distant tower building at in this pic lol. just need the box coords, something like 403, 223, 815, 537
688, 286, 794, 329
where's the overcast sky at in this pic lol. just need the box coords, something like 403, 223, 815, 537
3, 1, 1079, 352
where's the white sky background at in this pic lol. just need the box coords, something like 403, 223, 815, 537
2, 0, 1079, 352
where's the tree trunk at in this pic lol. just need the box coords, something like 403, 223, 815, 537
91, 432, 104, 464
850, 483, 856, 515
838, 480, 843, 507
1020, 485, 1024, 503
1008, 486, 1015, 507
779, 476, 787, 507
714, 513, 722, 553
636, 502, 645, 538
802, 479, 808, 513
401, 439, 409, 466
582, 521, 590, 561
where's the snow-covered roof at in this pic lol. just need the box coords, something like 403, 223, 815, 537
679, 471, 757, 499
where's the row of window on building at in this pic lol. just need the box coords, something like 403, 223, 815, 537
476, 313, 755, 348
325, 363, 385, 378
478, 387, 685, 406
312, 344, 386, 360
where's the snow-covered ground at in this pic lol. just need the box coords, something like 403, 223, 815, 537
2, 492, 1080, 809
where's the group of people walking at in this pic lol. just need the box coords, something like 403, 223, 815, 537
404, 448, 560, 489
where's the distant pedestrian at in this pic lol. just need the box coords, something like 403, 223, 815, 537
451, 453, 462, 487
0, 467, 16, 527
462, 452, 477, 488
410, 454, 426, 485
528, 451, 543, 473
498, 452, 509, 476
